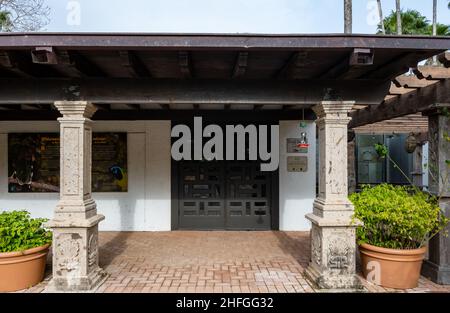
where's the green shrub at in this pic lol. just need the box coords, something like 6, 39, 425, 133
350, 184, 449, 249
0, 211, 52, 253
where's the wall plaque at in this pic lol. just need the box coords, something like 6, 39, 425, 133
287, 156, 308, 172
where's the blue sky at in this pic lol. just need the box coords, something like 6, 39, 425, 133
45, 0, 450, 33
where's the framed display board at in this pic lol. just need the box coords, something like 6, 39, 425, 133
8, 133, 128, 193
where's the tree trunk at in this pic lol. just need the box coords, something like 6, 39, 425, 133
433, 0, 437, 35
396, 0, 402, 35
344, 0, 352, 34
432, 0, 438, 65
377, 0, 385, 34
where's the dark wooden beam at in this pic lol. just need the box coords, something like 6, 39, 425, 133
160, 104, 170, 110
275, 51, 308, 79
253, 104, 264, 110
178, 51, 192, 78
21, 104, 48, 110
0, 104, 20, 110
317, 55, 349, 80
119, 51, 152, 78
61, 51, 107, 78
95, 104, 111, 111
0, 109, 316, 122
282, 105, 296, 110
0, 51, 35, 78
349, 78, 450, 128
0, 78, 391, 105
52, 50, 85, 77
232, 52, 248, 78
124, 103, 141, 110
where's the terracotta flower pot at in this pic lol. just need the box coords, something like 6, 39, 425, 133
0, 244, 50, 292
359, 243, 427, 289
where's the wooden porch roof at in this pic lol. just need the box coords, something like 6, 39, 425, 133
0, 33, 448, 123
0, 33, 447, 80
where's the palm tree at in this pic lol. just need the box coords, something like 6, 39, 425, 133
379, 9, 450, 36
433, 0, 438, 65
377, 0, 385, 34
396, 0, 402, 34
344, 0, 352, 34
433, 0, 437, 36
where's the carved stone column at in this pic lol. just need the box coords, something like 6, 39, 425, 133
45, 101, 107, 292
304, 101, 362, 290
421, 104, 450, 285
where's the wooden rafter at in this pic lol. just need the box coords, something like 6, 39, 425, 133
178, 51, 192, 78
0, 51, 34, 78
95, 104, 111, 111
276, 51, 304, 79
124, 103, 141, 110
41, 49, 107, 78
119, 51, 152, 78
232, 52, 248, 78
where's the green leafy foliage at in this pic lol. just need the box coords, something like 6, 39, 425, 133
0, 11, 11, 31
374, 143, 388, 159
378, 9, 450, 36
0, 211, 52, 253
350, 184, 449, 249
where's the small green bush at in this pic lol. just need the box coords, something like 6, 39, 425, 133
350, 184, 449, 249
0, 211, 52, 253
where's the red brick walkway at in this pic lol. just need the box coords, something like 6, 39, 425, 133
21, 231, 450, 293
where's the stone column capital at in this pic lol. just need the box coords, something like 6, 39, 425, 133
312, 101, 355, 120
54, 101, 97, 119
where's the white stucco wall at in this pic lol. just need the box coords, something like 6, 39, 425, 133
422, 142, 429, 189
0, 120, 171, 231
279, 121, 316, 231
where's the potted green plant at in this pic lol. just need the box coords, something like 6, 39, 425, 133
0, 210, 52, 292
350, 184, 449, 289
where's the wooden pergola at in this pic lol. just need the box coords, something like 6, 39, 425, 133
350, 52, 450, 128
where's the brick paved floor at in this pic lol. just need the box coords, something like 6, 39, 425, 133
20, 231, 450, 293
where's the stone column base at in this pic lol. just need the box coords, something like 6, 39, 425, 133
45, 267, 108, 293
304, 262, 363, 290
422, 260, 450, 285
304, 215, 363, 290
45, 214, 107, 292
